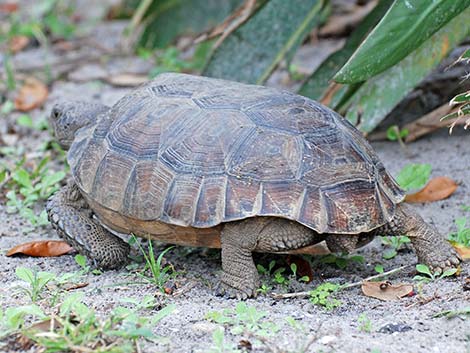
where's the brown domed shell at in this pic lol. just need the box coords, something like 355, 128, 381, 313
68, 73, 404, 234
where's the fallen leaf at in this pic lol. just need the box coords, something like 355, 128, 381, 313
16, 318, 63, 351
14, 77, 49, 111
0, 3, 18, 13
7, 240, 74, 257
405, 176, 458, 203
361, 281, 413, 301
451, 243, 470, 260
286, 255, 314, 283
65, 282, 89, 291
9, 35, 29, 53
105, 73, 148, 87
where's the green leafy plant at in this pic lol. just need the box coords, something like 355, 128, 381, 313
132, 235, 177, 293
2, 155, 65, 229
208, 328, 240, 353
357, 313, 372, 333
145, 41, 213, 77
206, 302, 279, 337
21, 293, 174, 352
433, 307, 470, 319
381, 235, 411, 260
0, 304, 46, 337
413, 264, 457, 283
309, 282, 341, 310
374, 264, 384, 274
386, 125, 409, 142
396, 163, 431, 192
74, 254, 102, 276
448, 217, 470, 247
16, 114, 48, 131
289, 263, 310, 283
319, 253, 364, 269
15, 267, 55, 302
256, 260, 309, 292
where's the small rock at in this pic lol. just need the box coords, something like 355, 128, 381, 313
378, 323, 412, 334
318, 335, 337, 345
191, 322, 219, 336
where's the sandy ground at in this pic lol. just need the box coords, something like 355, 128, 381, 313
1, 4, 470, 353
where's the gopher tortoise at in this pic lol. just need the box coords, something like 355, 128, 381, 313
46, 73, 460, 298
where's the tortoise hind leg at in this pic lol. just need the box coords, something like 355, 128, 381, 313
46, 180, 130, 269
219, 217, 321, 299
379, 204, 461, 274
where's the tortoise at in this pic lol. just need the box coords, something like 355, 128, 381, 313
46, 73, 461, 298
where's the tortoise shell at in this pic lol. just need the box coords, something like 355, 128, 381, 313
68, 73, 404, 235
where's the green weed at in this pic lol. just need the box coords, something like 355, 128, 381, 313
386, 125, 409, 142
256, 259, 309, 293
413, 264, 457, 283
374, 264, 384, 274
319, 253, 364, 269
1, 154, 65, 229
132, 235, 177, 293
145, 41, 213, 77
0, 304, 46, 337
396, 163, 431, 191
309, 282, 341, 310
208, 328, 240, 353
17, 293, 174, 352
15, 267, 55, 302
357, 313, 372, 333
448, 217, 470, 247
206, 302, 279, 337
380, 235, 410, 259
433, 307, 470, 319
288, 63, 307, 81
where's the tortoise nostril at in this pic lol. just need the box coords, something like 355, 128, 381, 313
52, 108, 61, 120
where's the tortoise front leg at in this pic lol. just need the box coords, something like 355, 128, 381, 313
46, 180, 130, 269
219, 217, 320, 299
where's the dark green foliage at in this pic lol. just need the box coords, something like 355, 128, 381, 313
138, 0, 243, 49
203, 0, 325, 84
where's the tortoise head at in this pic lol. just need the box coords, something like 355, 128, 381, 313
49, 101, 109, 149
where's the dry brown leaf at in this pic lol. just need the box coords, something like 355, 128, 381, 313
361, 281, 413, 301
452, 243, 470, 260
65, 282, 89, 291
405, 176, 458, 203
105, 73, 148, 87
286, 255, 314, 282
0, 3, 18, 13
14, 77, 49, 111
9, 35, 29, 53
7, 240, 74, 257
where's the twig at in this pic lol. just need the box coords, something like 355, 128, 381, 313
128, 0, 153, 35
272, 265, 410, 299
